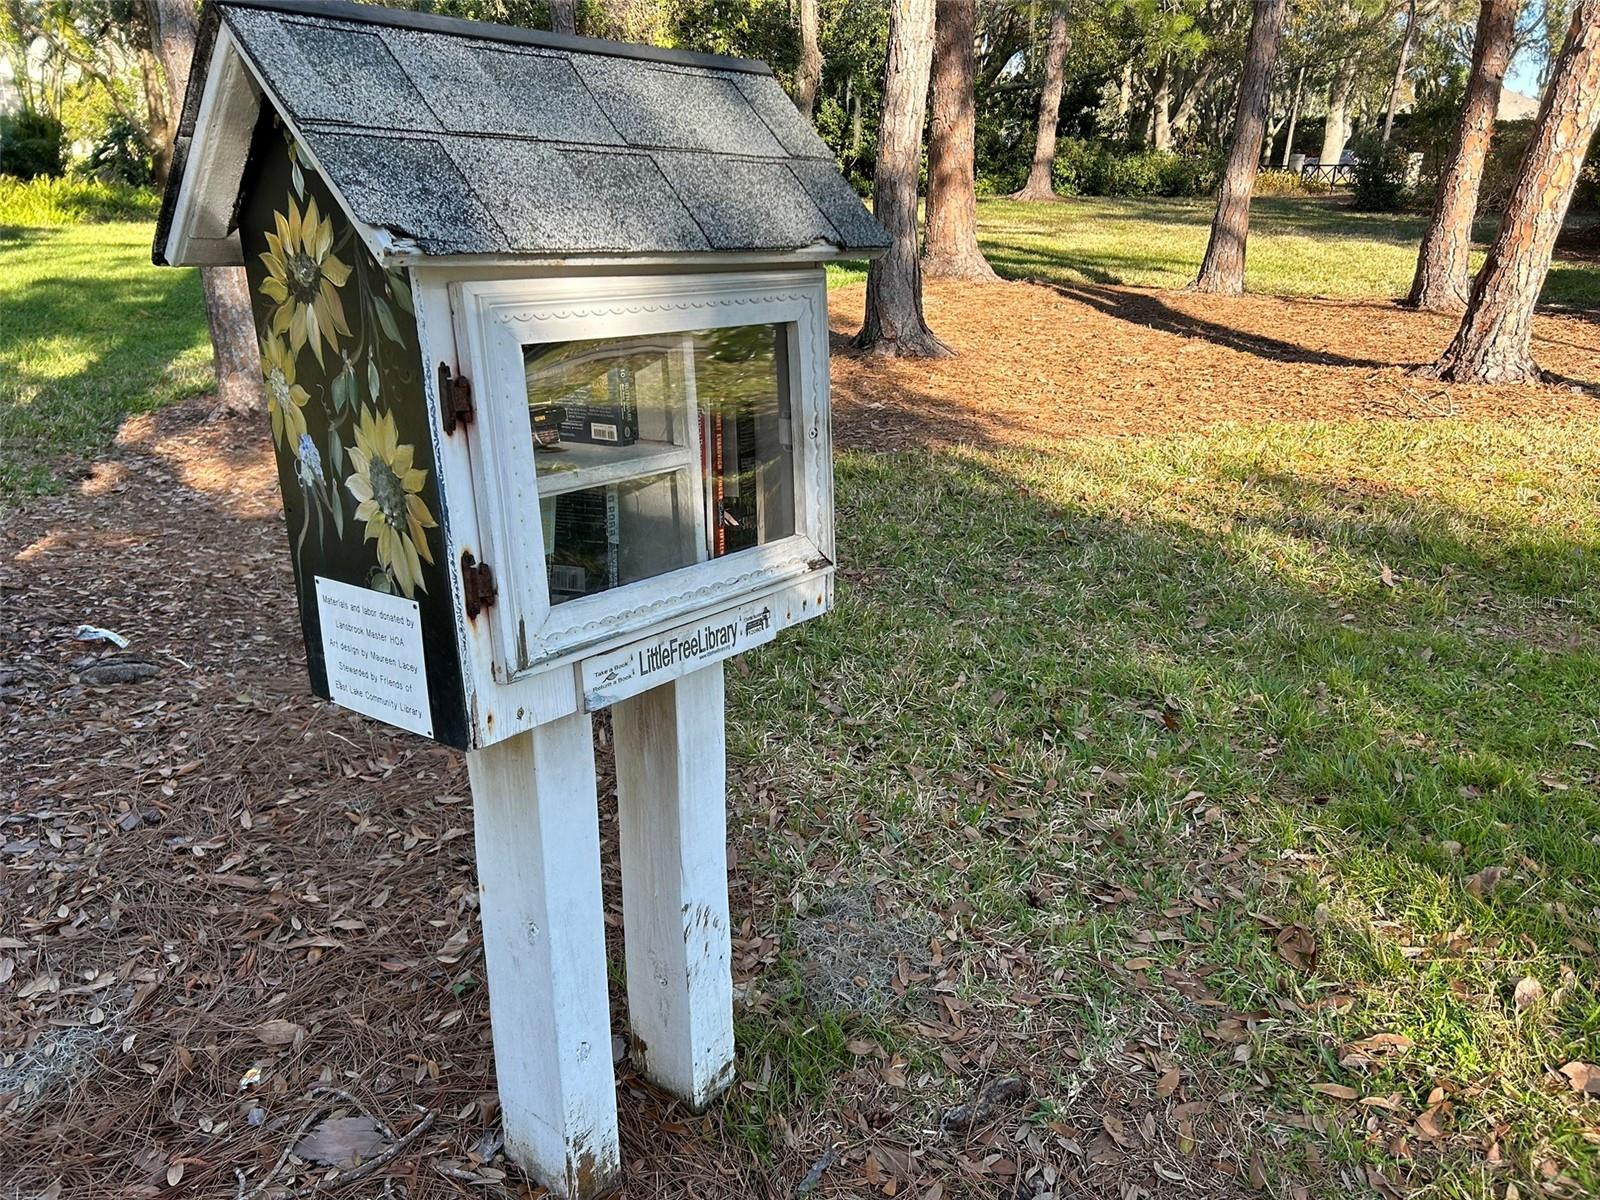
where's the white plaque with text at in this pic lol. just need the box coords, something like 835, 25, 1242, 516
315, 576, 434, 738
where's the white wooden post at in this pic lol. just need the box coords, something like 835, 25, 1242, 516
612, 662, 735, 1110
466, 712, 621, 1199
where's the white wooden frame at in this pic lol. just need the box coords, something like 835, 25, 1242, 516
448, 270, 834, 679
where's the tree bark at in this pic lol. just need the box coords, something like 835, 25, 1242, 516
1012, 6, 1070, 199
1115, 58, 1134, 133
1151, 55, 1173, 150
924, 0, 999, 280
1280, 62, 1305, 166
1319, 54, 1358, 164
795, 0, 822, 119
1382, 0, 1419, 143
130, 2, 172, 187
550, 0, 576, 36
1193, 0, 1287, 295
848, 76, 863, 165
148, 0, 262, 418
857, 0, 951, 358
1171, 60, 1220, 138
1428, 0, 1600, 382
1408, 0, 1518, 312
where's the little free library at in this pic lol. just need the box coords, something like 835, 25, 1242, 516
154, 0, 888, 1194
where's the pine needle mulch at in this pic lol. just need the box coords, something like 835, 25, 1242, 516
829, 279, 1600, 450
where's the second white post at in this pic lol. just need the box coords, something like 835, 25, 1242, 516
612, 662, 735, 1109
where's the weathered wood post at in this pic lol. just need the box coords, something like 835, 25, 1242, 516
613, 663, 735, 1108
467, 717, 622, 1195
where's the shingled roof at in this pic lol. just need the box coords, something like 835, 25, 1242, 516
156, 0, 887, 265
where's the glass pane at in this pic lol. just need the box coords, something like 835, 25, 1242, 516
524, 324, 794, 606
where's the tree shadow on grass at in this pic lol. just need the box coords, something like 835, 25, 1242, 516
0, 226, 210, 496
760, 439, 1600, 1190
1044, 282, 1397, 369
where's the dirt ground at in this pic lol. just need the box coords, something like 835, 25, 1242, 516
3, 280, 1595, 1200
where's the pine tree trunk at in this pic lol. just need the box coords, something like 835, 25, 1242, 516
550, 0, 577, 36
1193, 0, 1287, 295
795, 0, 823, 119
1012, 7, 1070, 199
1280, 63, 1305, 167
857, 0, 951, 358
1429, 0, 1600, 382
924, 0, 1000, 280
1319, 56, 1357, 164
149, 0, 262, 419
1151, 56, 1173, 151
1382, 0, 1418, 143
1408, 0, 1518, 312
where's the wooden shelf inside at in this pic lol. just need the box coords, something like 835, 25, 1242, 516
534, 439, 693, 499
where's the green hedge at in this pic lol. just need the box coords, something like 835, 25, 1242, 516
0, 176, 161, 225
1049, 139, 1220, 199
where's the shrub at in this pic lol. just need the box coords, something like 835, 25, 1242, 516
1350, 140, 1410, 212
0, 109, 65, 180
1254, 168, 1328, 197
79, 114, 153, 187
0, 176, 161, 225
1155, 152, 1219, 197
1047, 141, 1217, 199
1051, 137, 1109, 195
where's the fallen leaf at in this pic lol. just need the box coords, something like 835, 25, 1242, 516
166, 1162, 184, 1187
1559, 1061, 1600, 1096
293, 1115, 389, 1167
436, 926, 472, 964
1273, 924, 1317, 971
1311, 1083, 1359, 1101
1248, 1149, 1267, 1190
1155, 1067, 1181, 1099
254, 1018, 304, 1046
1465, 865, 1505, 899
1514, 976, 1544, 1010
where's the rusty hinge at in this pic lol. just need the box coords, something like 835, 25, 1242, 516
461, 551, 497, 618
439, 363, 474, 434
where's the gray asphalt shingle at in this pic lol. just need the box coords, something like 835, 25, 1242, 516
211, 0, 887, 257
382, 30, 624, 144
312, 133, 510, 255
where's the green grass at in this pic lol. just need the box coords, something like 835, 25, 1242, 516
0, 223, 211, 496
831, 195, 1600, 308
730, 426, 1600, 1195
0, 176, 162, 226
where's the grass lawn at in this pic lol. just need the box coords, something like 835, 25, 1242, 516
830, 196, 1600, 308
736, 425, 1600, 1196
0, 222, 211, 498
5, 198, 1600, 1197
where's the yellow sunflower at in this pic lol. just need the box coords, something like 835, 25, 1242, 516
345, 406, 436, 597
259, 195, 351, 366
260, 333, 309, 449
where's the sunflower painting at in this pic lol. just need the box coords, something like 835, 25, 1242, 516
261, 332, 309, 449
259, 194, 352, 367
345, 405, 438, 598
238, 110, 466, 745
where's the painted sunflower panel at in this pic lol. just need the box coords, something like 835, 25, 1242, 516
237, 109, 468, 747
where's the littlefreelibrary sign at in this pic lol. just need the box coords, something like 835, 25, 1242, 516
154, 1, 886, 1195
